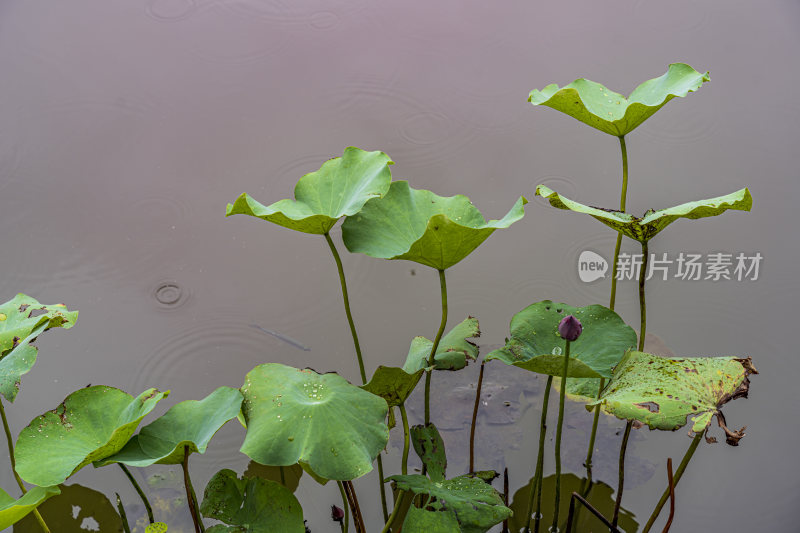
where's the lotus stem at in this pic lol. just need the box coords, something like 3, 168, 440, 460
342, 481, 366, 533
639, 240, 649, 351
583, 377, 605, 484
424, 268, 448, 425
324, 232, 367, 383
118, 463, 155, 523
609, 135, 629, 311
469, 361, 486, 473
182, 446, 205, 533
337, 481, 350, 533
116, 493, 132, 533
525, 375, 553, 533
399, 403, 410, 475
376, 453, 389, 522
564, 491, 621, 533
612, 420, 633, 527
503, 467, 510, 533
642, 432, 703, 532
551, 340, 572, 530
663, 458, 675, 533
1, 397, 52, 533
381, 490, 406, 533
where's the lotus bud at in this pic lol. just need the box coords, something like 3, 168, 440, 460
331, 505, 344, 523
558, 315, 582, 341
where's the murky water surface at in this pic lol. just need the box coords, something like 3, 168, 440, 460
1, 1, 798, 531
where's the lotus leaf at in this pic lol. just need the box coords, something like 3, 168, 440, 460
239, 363, 388, 480
403, 506, 460, 532
535, 185, 752, 242
15, 386, 168, 486
388, 474, 511, 532
96, 386, 243, 467
146, 524, 169, 533
361, 366, 424, 407
243, 462, 304, 493
12, 484, 124, 532
0, 294, 78, 402
226, 146, 393, 235
591, 351, 757, 441
403, 317, 480, 373
342, 181, 526, 270
528, 63, 709, 136
200, 469, 304, 533
486, 301, 636, 379
411, 423, 447, 482
0, 485, 60, 530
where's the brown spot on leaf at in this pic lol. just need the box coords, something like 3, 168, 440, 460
635, 401, 659, 413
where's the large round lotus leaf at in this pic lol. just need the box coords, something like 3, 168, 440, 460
536, 185, 752, 243
226, 147, 393, 235
342, 181, 526, 270
388, 474, 511, 532
0, 294, 78, 402
15, 386, 168, 487
528, 63, 709, 136
361, 366, 424, 407
239, 364, 388, 481
403, 317, 480, 373
485, 301, 636, 379
592, 352, 757, 440
96, 386, 243, 467
403, 506, 460, 532
12, 484, 121, 533
0, 485, 60, 530
200, 469, 305, 533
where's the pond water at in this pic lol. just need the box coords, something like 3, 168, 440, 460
1, 0, 798, 531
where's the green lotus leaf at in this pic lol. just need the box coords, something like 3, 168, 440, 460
226, 146, 393, 235
528, 63, 710, 136
0, 485, 60, 530
403, 506, 460, 532
96, 386, 243, 467
535, 185, 752, 242
239, 363, 388, 480
591, 351, 757, 440
411, 423, 447, 482
0, 294, 78, 402
15, 386, 168, 486
361, 366, 424, 407
342, 181, 526, 270
388, 474, 511, 532
486, 301, 636, 379
403, 317, 480, 373
200, 469, 304, 533
145, 524, 169, 533
244, 462, 304, 493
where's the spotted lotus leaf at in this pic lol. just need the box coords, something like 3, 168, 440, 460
528, 63, 709, 136
535, 185, 752, 242
591, 351, 757, 444
226, 147, 393, 235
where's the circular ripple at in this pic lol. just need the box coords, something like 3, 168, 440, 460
309, 10, 340, 30
638, 101, 718, 146
219, 0, 366, 25
152, 280, 189, 309
146, 0, 199, 22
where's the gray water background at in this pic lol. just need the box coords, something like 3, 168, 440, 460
1, 0, 798, 531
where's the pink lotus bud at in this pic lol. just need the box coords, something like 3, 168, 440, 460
558, 315, 582, 341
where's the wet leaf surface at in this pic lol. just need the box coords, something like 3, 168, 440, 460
404, 316, 480, 372
342, 180, 526, 270
226, 147, 393, 235
402, 505, 460, 531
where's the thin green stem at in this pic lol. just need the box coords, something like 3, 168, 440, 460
642, 432, 704, 533
116, 493, 132, 533
118, 463, 155, 523
525, 375, 553, 533
609, 135, 629, 311
399, 403, 410, 475
424, 268, 448, 425
583, 377, 605, 484
469, 361, 486, 473
337, 481, 350, 533
551, 340, 571, 530
1, 398, 51, 533
376, 454, 389, 522
612, 420, 633, 527
639, 240, 649, 351
381, 490, 406, 533
182, 446, 205, 533
279, 465, 286, 486
324, 232, 366, 383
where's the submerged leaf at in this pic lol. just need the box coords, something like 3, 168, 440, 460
410, 423, 447, 482
200, 469, 305, 533
342, 181, 526, 270
404, 317, 480, 373
361, 366, 424, 407
11, 484, 122, 533
535, 185, 752, 242
388, 474, 511, 532
592, 351, 757, 441
486, 301, 636, 379
96, 386, 243, 467
226, 146, 393, 234
239, 364, 388, 480
15, 387, 168, 486
0, 485, 60, 530
0, 294, 78, 402
528, 63, 709, 136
